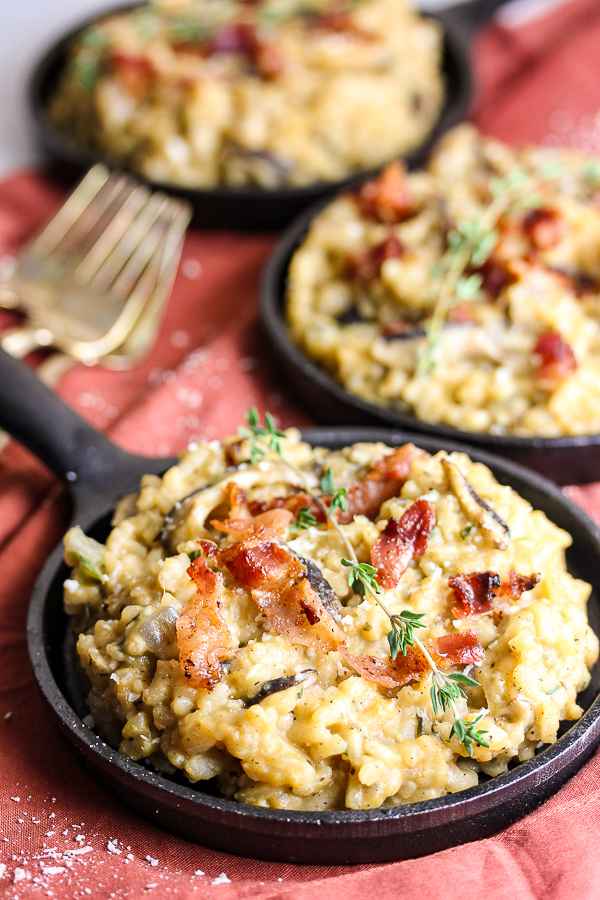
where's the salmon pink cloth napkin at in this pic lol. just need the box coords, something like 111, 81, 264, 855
3, 0, 600, 896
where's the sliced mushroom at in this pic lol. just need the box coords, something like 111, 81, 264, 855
136, 605, 180, 658
246, 669, 318, 706
442, 458, 510, 550
159, 462, 309, 553
299, 557, 344, 624
225, 143, 293, 185
381, 324, 426, 343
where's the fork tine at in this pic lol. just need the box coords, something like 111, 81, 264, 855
112, 199, 191, 303
72, 210, 181, 362
88, 192, 170, 294
57, 172, 142, 260
27, 164, 111, 255
71, 182, 154, 283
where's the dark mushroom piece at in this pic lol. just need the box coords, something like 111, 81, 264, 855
442, 458, 510, 550
224, 143, 293, 186
299, 556, 344, 624
246, 669, 318, 706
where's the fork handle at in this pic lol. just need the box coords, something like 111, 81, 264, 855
0, 346, 162, 505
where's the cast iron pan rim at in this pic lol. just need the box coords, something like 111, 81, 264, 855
27, 425, 600, 830
27, 2, 470, 206
261, 199, 600, 452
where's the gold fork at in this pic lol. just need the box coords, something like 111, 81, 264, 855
0, 164, 192, 364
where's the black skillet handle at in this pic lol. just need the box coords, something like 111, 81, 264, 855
0, 347, 162, 505
436, 0, 507, 52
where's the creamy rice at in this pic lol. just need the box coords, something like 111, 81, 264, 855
48, 0, 443, 189
63, 430, 598, 810
287, 125, 600, 436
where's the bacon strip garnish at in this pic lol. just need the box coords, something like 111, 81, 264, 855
211, 507, 294, 540
341, 629, 484, 688
473, 255, 516, 300
208, 23, 285, 78
220, 539, 304, 588
218, 538, 345, 651
450, 569, 540, 618
491, 570, 540, 608
433, 630, 486, 666
337, 444, 429, 524
534, 331, 577, 390
370, 500, 436, 589
355, 161, 415, 224
176, 557, 236, 690
373, 444, 429, 480
346, 234, 404, 283
248, 491, 323, 522
312, 10, 373, 39
108, 51, 154, 99
522, 207, 566, 250
254, 574, 344, 652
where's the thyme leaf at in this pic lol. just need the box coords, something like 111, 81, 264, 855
289, 506, 318, 534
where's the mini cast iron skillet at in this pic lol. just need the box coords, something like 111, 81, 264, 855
3, 346, 600, 865
29, 0, 504, 231
261, 201, 600, 486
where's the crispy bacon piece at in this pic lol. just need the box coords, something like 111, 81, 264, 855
176, 557, 235, 690
219, 537, 345, 651
208, 23, 285, 78
337, 478, 403, 524
108, 51, 154, 98
341, 644, 429, 688
373, 444, 429, 481
227, 483, 252, 520
220, 539, 303, 588
522, 207, 566, 250
211, 507, 294, 540
533, 330, 577, 390
356, 162, 415, 224
345, 234, 404, 283
341, 629, 484, 688
432, 630, 486, 666
476, 256, 516, 299
254, 575, 345, 651
448, 302, 475, 323
450, 569, 540, 618
371, 500, 436, 589
248, 491, 324, 522
209, 483, 295, 539
491, 570, 540, 607
336, 444, 428, 524
449, 572, 501, 618
312, 10, 372, 38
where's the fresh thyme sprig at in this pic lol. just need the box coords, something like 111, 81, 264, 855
388, 610, 427, 658
290, 507, 319, 534
339, 555, 488, 756
239, 406, 287, 462
320, 467, 348, 515
416, 164, 551, 375
237, 408, 490, 756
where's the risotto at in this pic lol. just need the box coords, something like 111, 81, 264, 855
63, 426, 598, 810
286, 125, 600, 436
47, 0, 444, 189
